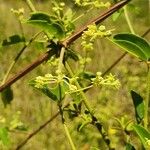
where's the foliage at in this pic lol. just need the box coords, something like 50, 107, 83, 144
0, 0, 150, 149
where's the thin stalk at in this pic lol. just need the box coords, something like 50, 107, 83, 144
57, 96, 76, 150
148, 0, 150, 25
58, 47, 65, 73
65, 62, 112, 149
18, 19, 25, 41
25, 0, 36, 12
67, 85, 93, 94
144, 64, 150, 128
1, 31, 42, 85
58, 55, 76, 150
65, 62, 93, 113
124, 6, 135, 34
72, 7, 93, 22
63, 123, 76, 150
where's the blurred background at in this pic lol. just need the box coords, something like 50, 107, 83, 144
0, 0, 150, 149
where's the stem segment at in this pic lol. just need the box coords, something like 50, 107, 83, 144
144, 64, 150, 128
65, 62, 113, 150
25, 0, 36, 12
63, 123, 76, 150
124, 6, 135, 34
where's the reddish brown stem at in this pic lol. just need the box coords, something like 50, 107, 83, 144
0, 0, 130, 92
63, 0, 131, 46
0, 50, 54, 91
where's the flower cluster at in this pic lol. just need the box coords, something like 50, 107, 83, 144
52, 2, 65, 18
78, 55, 91, 69
92, 72, 120, 89
32, 73, 78, 93
11, 8, 24, 20
51, 1, 75, 36
81, 24, 113, 51
75, 0, 110, 8
145, 138, 150, 147
34, 74, 58, 89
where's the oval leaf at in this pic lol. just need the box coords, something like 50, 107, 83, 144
133, 124, 150, 149
1, 86, 13, 107
29, 80, 69, 102
131, 90, 144, 124
40, 87, 58, 101
25, 12, 65, 39
1, 35, 25, 47
29, 12, 53, 22
113, 39, 147, 60
113, 33, 150, 61
49, 81, 69, 101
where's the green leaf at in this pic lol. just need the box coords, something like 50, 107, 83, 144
25, 12, 65, 39
29, 12, 53, 22
41, 87, 58, 101
1, 35, 25, 47
0, 127, 10, 146
113, 33, 150, 61
126, 143, 136, 150
77, 121, 90, 132
133, 124, 150, 149
79, 72, 96, 80
1, 86, 13, 107
50, 81, 69, 101
131, 90, 144, 124
113, 40, 146, 60
30, 80, 69, 102
64, 49, 79, 62
34, 41, 45, 51
29, 80, 58, 101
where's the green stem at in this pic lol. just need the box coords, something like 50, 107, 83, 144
57, 50, 76, 150
63, 123, 76, 150
65, 62, 93, 113
144, 64, 150, 128
67, 85, 93, 94
58, 102, 76, 150
65, 62, 112, 149
25, 0, 36, 12
72, 7, 93, 22
124, 6, 135, 34
147, 0, 150, 25
58, 47, 65, 74
1, 31, 42, 85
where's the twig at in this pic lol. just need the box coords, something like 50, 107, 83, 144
63, 0, 131, 46
0, 0, 130, 92
25, 0, 36, 12
124, 6, 135, 34
0, 50, 55, 92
